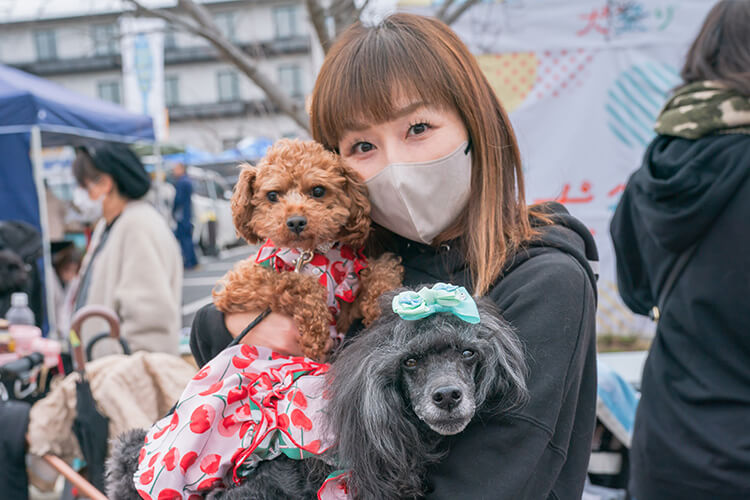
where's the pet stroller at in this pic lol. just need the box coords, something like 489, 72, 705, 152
0, 305, 123, 500
584, 359, 640, 500
25, 305, 196, 500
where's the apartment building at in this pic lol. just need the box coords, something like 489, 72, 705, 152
0, 0, 321, 152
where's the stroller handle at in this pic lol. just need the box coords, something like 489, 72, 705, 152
70, 305, 121, 373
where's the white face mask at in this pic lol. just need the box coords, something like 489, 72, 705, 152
73, 186, 103, 223
365, 141, 472, 245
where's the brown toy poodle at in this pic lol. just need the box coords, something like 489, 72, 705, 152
213, 139, 403, 361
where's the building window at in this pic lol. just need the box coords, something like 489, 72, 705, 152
278, 64, 303, 98
217, 70, 240, 102
91, 23, 118, 56
97, 80, 121, 105
34, 29, 57, 61
164, 27, 177, 50
165, 75, 179, 107
213, 12, 235, 41
273, 5, 298, 39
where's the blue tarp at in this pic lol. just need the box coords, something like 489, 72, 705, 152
0, 63, 154, 227
0, 64, 154, 331
163, 137, 273, 167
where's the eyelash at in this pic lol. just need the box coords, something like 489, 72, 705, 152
408, 120, 433, 136
347, 120, 434, 156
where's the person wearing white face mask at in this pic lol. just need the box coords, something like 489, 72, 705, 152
62, 144, 182, 358
188, 14, 598, 500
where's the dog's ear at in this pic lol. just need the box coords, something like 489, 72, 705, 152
231, 163, 260, 244
473, 298, 528, 412
325, 311, 432, 499
337, 160, 371, 248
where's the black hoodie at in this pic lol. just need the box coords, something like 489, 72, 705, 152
610, 133, 750, 500
190, 202, 599, 499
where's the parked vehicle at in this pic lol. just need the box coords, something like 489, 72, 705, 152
185, 166, 240, 255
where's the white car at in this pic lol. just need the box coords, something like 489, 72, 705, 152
184, 166, 240, 255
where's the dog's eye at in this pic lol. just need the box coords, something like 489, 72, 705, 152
311, 186, 326, 198
403, 358, 418, 369
462, 349, 475, 360
267, 191, 279, 202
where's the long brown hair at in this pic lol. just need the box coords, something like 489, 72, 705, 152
682, 0, 750, 95
310, 13, 535, 295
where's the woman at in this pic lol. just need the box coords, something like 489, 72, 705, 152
610, 2, 750, 499
192, 14, 598, 499
66, 143, 182, 358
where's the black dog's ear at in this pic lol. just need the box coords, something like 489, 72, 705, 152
231, 163, 260, 244
325, 309, 433, 500
473, 298, 528, 412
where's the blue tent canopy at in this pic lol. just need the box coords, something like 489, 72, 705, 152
0, 64, 154, 332
0, 64, 154, 146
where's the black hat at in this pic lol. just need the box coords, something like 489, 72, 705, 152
89, 143, 151, 199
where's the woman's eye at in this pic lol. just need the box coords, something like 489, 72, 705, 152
352, 142, 374, 154
403, 358, 418, 369
408, 122, 431, 136
267, 191, 279, 202
311, 186, 326, 198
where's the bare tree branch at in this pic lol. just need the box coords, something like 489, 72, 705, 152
305, 0, 332, 53
440, 0, 482, 26
435, 0, 456, 21
330, 0, 360, 36
355, 0, 372, 21
125, 0, 311, 133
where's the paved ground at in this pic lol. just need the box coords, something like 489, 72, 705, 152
181, 244, 256, 329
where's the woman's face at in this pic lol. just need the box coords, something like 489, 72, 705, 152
338, 99, 469, 181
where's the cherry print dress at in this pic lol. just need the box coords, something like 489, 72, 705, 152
255, 239, 368, 346
133, 344, 350, 499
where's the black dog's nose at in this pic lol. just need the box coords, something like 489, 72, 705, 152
286, 216, 307, 234
432, 386, 462, 410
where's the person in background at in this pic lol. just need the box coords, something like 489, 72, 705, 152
64, 143, 182, 358
171, 162, 198, 270
44, 181, 67, 241
51, 241, 81, 338
610, 2, 750, 499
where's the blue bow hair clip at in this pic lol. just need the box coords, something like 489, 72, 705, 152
392, 283, 480, 324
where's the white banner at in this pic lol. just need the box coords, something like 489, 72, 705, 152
120, 16, 168, 141
404, 0, 719, 336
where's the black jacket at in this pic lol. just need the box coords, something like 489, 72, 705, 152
191, 202, 598, 499
610, 133, 750, 500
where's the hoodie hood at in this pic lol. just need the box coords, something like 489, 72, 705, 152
624, 133, 750, 253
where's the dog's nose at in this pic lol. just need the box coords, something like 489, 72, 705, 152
432, 386, 462, 410
286, 216, 308, 234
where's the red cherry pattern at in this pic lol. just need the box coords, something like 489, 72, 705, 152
138, 467, 154, 485
291, 409, 313, 431
157, 489, 181, 500
162, 447, 179, 471
180, 451, 198, 474
199, 454, 221, 474
197, 477, 224, 492
189, 404, 215, 434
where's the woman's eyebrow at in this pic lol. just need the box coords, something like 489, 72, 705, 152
346, 101, 427, 132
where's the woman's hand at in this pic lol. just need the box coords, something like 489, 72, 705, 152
225, 310, 305, 356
